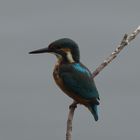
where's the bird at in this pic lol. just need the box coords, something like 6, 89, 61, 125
29, 38, 100, 121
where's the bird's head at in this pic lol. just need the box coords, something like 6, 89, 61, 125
29, 38, 80, 63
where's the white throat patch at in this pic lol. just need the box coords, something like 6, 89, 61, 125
66, 51, 75, 63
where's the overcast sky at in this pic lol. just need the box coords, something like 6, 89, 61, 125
0, 0, 140, 140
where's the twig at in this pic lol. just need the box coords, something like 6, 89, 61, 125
66, 101, 77, 140
92, 26, 140, 78
66, 26, 140, 140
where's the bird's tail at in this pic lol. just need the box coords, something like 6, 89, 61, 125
88, 104, 99, 121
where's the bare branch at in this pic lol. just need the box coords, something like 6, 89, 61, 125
66, 26, 140, 140
66, 101, 77, 140
92, 26, 140, 78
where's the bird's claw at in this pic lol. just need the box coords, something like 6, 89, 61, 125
69, 101, 78, 109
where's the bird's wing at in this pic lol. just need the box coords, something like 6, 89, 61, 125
59, 63, 99, 100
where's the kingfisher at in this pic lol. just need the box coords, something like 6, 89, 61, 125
29, 38, 100, 121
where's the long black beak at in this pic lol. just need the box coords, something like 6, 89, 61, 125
29, 47, 51, 54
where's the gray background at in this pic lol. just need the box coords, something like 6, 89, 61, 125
0, 0, 140, 140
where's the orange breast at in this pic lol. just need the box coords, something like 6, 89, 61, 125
53, 64, 90, 106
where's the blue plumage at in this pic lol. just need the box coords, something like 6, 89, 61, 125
59, 63, 99, 121
73, 63, 91, 76
30, 38, 100, 121
59, 63, 99, 100
88, 104, 98, 121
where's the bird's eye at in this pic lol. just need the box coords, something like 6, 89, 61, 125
56, 46, 61, 49
49, 45, 59, 50
60, 48, 71, 52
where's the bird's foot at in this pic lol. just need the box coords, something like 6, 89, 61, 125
69, 101, 78, 109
